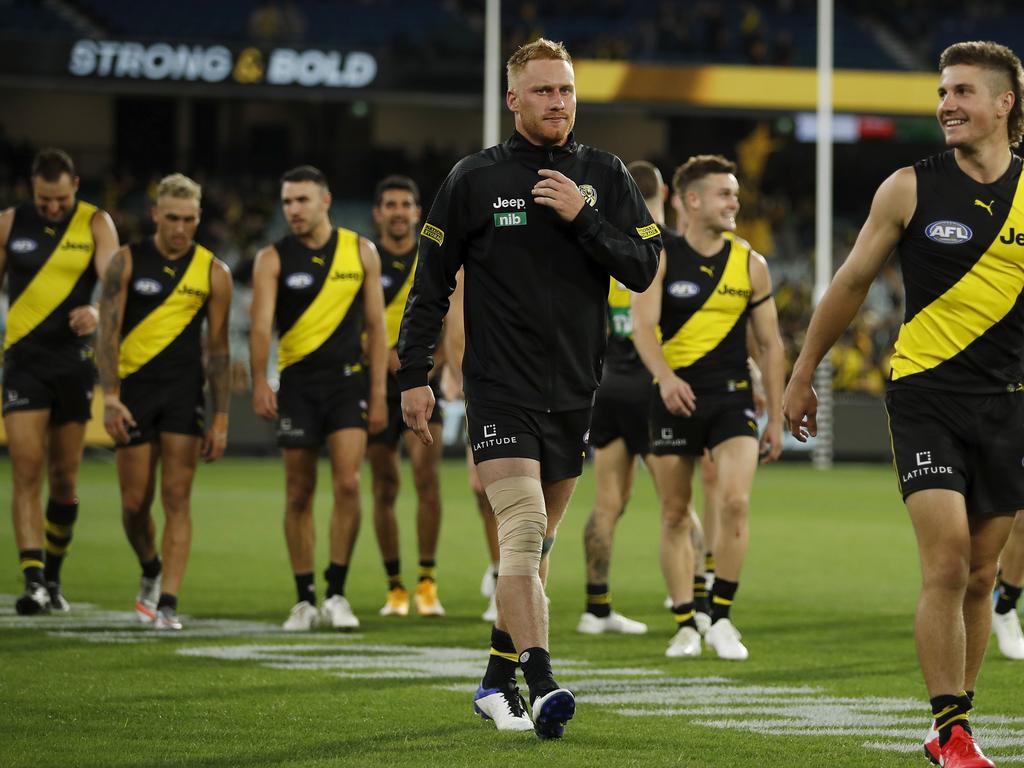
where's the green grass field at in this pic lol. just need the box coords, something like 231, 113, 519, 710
2, 457, 1022, 767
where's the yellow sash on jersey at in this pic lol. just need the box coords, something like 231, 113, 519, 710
608, 277, 631, 309
384, 254, 417, 348
278, 228, 363, 371
891, 175, 1024, 380
661, 239, 751, 370
607, 276, 633, 337
3, 202, 97, 350
118, 245, 213, 378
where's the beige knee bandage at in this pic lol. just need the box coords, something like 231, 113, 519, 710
486, 476, 546, 577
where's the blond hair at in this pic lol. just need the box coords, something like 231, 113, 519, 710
939, 40, 1024, 148
506, 38, 572, 87
157, 173, 202, 202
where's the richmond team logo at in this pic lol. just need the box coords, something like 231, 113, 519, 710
925, 220, 972, 245
578, 184, 597, 208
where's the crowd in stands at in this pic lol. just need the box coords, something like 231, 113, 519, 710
8, 0, 1014, 73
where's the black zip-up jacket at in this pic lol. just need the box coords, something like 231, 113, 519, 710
397, 130, 662, 412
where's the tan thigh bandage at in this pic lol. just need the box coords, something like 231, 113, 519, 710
486, 476, 547, 577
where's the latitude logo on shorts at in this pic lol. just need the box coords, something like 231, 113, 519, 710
902, 449, 953, 483
473, 423, 517, 451
656, 426, 687, 448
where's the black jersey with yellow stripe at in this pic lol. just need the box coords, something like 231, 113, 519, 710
376, 241, 417, 350
3, 200, 98, 362
275, 227, 365, 375
119, 237, 212, 381
889, 151, 1024, 394
603, 274, 646, 377
658, 230, 752, 394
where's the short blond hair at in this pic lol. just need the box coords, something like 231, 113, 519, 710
506, 38, 572, 87
157, 173, 202, 202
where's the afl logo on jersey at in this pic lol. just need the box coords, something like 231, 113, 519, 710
925, 220, 973, 245
380, 274, 394, 289
9, 238, 37, 253
286, 272, 315, 289
668, 280, 700, 298
133, 278, 162, 295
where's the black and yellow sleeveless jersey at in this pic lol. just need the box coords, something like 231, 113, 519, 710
658, 230, 752, 394
889, 151, 1024, 393
376, 241, 417, 350
603, 275, 646, 377
275, 227, 365, 374
3, 200, 98, 361
118, 238, 212, 381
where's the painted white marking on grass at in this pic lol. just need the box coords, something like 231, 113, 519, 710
602, 677, 1024, 761
0, 593, 283, 642
178, 642, 651, 680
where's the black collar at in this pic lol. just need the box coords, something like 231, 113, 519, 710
506, 129, 578, 158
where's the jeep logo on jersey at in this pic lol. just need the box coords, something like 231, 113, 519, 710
493, 197, 526, 210
925, 220, 972, 244
285, 272, 314, 289
132, 278, 162, 296
668, 280, 700, 298
999, 228, 1024, 245
8, 238, 37, 253
578, 184, 597, 207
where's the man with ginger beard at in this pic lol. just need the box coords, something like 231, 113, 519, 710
397, 38, 661, 738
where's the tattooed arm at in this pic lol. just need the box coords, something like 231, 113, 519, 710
202, 259, 233, 462
97, 246, 135, 444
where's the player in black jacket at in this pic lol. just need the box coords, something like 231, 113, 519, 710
398, 39, 661, 739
